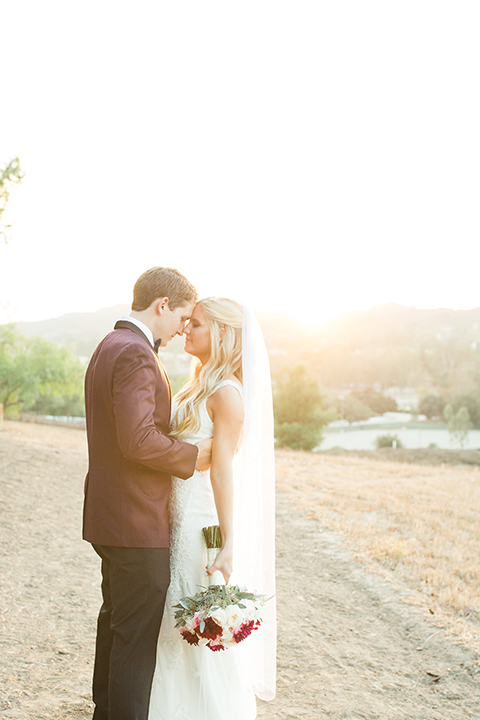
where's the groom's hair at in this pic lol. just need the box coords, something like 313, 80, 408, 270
132, 267, 197, 311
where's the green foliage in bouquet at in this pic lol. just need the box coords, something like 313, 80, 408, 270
176, 525, 271, 651
172, 584, 266, 631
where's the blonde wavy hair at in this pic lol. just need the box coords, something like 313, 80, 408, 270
171, 297, 243, 439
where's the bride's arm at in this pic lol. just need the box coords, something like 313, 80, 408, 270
206, 385, 244, 584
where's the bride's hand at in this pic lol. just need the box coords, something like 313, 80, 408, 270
206, 548, 233, 585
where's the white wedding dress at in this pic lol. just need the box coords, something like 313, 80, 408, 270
148, 379, 257, 720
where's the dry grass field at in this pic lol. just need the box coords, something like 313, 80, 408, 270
2, 421, 480, 719
276, 448, 480, 654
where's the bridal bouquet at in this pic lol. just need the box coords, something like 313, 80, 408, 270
172, 525, 267, 652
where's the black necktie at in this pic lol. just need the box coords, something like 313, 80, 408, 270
153, 338, 162, 354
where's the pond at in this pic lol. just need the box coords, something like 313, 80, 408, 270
319, 425, 480, 451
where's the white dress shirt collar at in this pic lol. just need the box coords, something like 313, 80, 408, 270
119, 316, 155, 348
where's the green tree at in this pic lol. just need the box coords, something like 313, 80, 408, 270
329, 394, 374, 423
29, 391, 85, 417
375, 433, 404, 449
0, 157, 24, 243
451, 391, 480, 426
273, 364, 334, 450
418, 394, 446, 420
443, 404, 472, 449
0, 325, 85, 417
351, 387, 397, 415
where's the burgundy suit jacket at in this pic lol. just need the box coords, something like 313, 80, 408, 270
82, 322, 198, 548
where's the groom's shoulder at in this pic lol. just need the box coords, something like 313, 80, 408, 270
90, 328, 152, 365
102, 327, 147, 349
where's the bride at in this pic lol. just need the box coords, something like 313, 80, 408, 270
148, 298, 276, 720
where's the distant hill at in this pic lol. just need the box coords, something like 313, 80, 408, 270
301, 303, 480, 392
11, 306, 306, 359
10, 302, 480, 355
315, 303, 480, 349
7, 303, 480, 392
10, 306, 306, 381
16, 304, 130, 358
259, 303, 480, 393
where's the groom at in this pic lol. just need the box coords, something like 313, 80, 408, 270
83, 266, 211, 720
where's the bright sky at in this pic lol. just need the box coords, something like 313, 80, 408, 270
1, 1, 479, 327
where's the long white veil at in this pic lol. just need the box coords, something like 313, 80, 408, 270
231, 304, 276, 701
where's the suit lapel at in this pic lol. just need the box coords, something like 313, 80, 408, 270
114, 320, 152, 348
114, 320, 171, 402
155, 353, 172, 403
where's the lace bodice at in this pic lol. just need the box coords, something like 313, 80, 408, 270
171, 379, 243, 443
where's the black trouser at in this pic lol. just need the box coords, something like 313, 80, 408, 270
91, 545, 170, 720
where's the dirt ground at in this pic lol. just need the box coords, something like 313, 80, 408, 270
1, 421, 479, 720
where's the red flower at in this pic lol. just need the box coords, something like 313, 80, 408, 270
197, 616, 223, 640
207, 640, 226, 651
233, 620, 256, 644
180, 629, 199, 646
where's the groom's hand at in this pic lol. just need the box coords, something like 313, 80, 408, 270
195, 438, 213, 472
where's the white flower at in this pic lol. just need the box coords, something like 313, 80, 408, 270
223, 637, 237, 648
225, 604, 246, 629
222, 626, 234, 643
242, 599, 256, 621
208, 607, 227, 628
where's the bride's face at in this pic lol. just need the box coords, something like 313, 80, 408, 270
183, 305, 211, 363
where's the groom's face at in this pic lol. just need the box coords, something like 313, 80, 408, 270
157, 301, 194, 347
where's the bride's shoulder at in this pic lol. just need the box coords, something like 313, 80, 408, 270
206, 377, 244, 421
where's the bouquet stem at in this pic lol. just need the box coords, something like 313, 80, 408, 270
203, 527, 225, 586
202, 525, 222, 549
206, 547, 226, 587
